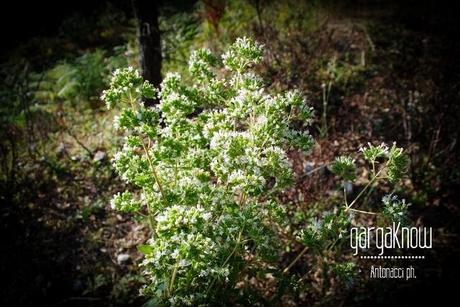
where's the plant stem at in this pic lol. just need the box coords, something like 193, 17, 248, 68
361, 184, 376, 208
346, 167, 384, 210
223, 228, 244, 267
283, 245, 308, 274
169, 262, 179, 295
147, 207, 156, 233
238, 192, 246, 208
128, 93, 166, 201
347, 208, 378, 215
206, 227, 244, 294
320, 81, 332, 138
141, 142, 165, 199
299, 163, 329, 179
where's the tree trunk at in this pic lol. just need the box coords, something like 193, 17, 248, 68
132, 0, 162, 105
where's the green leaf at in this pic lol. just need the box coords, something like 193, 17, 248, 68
137, 244, 154, 255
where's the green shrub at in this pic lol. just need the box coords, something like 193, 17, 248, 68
102, 37, 314, 304
103, 37, 410, 305
34, 49, 127, 105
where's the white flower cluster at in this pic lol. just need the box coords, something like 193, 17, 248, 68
359, 142, 389, 162
101, 66, 155, 109
102, 37, 314, 304
359, 142, 409, 182
222, 37, 264, 71
382, 194, 410, 224
110, 191, 141, 212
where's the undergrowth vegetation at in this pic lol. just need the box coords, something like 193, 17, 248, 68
103, 38, 314, 304
103, 37, 409, 305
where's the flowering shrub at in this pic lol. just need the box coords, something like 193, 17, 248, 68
382, 194, 411, 225
102, 37, 314, 304
330, 142, 409, 220
102, 37, 411, 304
297, 142, 409, 237
287, 142, 410, 290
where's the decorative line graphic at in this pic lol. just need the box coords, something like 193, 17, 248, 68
359, 255, 425, 259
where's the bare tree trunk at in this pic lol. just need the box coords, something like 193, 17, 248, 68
132, 0, 162, 105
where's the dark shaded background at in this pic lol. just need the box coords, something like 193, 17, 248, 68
0, 1, 130, 47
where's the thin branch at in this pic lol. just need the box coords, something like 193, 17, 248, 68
347, 208, 378, 215
283, 245, 308, 274
346, 167, 384, 209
